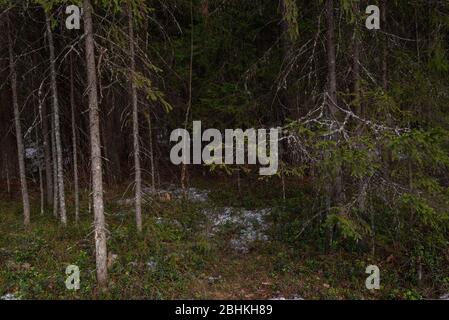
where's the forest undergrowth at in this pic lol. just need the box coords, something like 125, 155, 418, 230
1, 176, 448, 300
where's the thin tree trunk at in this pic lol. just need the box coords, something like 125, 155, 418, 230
128, 4, 143, 233
70, 55, 80, 223
380, 0, 391, 182
4, 158, 11, 196
35, 100, 45, 216
83, 0, 108, 289
145, 111, 156, 192
7, 16, 30, 227
46, 13, 67, 225
39, 160, 44, 215
325, 0, 342, 249
326, 0, 338, 117
70, 59, 80, 223
39, 85, 53, 206
51, 112, 59, 218
36, 123, 44, 216
181, 0, 194, 192
352, 1, 361, 117
278, 0, 290, 122
381, 0, 388, 91
352, 2, 368, 214
325, 0, 342, 203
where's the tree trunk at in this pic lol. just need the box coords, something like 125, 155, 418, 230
35, 103, 44, 215
128, 4, 143, 233
352, 1, 361, 117
325, 0, 343, 249
7, 16, 30, 227
144, 111, 156, 192
326, 0, 338, 117
381, 0, 388, 91
70, 55, 80, 223
4, 157, 11, 196
181, 0, 194, 193
83, 0, 108, 289
39, 85, 53, 206
46, 13, 67, 225
279, 0, 290, 122
325, 0, 342, 204
51, 111, 59, 218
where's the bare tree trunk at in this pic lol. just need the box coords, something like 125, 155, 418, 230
46, 13, 67, 225
39, 85, 53, 206
181, 0, 194, 193
326, 0, 338, 117
145, 111, 156, 192
352, 1, 361, 117
51, 112, 59, 218
380, 0, 391, 182
4, 158, 11, 196
278, 0, 294, 122
35, 105, 44, 215
381, 0, 388, 91
325, 0, 342, 203
325, 0, 342, 249
7, 16, 30, 227
83, 0, 108, 289
70, 55, 80, 223
128, 4, 143, 233
352, 1, 368, 215
38, 158, 44, 215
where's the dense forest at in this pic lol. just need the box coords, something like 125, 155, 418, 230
0, 0, 449, 300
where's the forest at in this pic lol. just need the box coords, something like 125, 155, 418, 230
0, 0, 448, 300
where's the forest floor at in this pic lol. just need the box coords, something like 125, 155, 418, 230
0, 177, 446, 300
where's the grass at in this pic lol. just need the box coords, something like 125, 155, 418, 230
0, 178, 447, 300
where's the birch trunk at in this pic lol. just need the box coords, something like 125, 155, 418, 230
46, 13, 67, 225
7, 16, 30, 227
83, 0, 108, 288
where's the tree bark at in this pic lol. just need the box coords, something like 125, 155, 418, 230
70, 55, 80, 223
83, 0, 108, 289
4, 157, 11, 196
51, 111, 59, 218
46, 13, 67, 225
325, 0, 342, 204
39, 85, 53, 206
36, 110, 44, 215
128, 3, 143, 233
7, 15, 31, 227
181, 0, 194, 193
145, 111, 156, 192
325, 0, 343, 249
278, 0, 291, 122
352, 1, 361, 117
381, 0, 388, 91
325, 0, 338, 116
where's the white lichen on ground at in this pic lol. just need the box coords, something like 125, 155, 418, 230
1, 293, 19, 300
116, 185, 271, 253
203, 207, 271, 253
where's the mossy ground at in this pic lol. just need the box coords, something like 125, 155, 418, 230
0, 178, 446, 300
